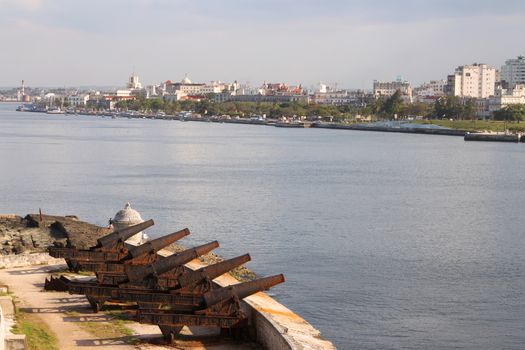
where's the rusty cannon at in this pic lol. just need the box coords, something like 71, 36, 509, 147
48, 219, 155, 271
68, 241, 221, 311
124, 240, 220, 287
138, 274, 286, 341
96, 240, 220, 287
67, 253, 252, 310
82, 228, 190, 275
46, 219, 285, 344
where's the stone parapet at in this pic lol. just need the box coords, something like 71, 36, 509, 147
0, 296, 27, 350
0, 253, 63, 270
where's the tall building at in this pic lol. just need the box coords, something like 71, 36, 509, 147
127, 73, 142, 90
445, 63, 496, 98
501, 56, 525, 88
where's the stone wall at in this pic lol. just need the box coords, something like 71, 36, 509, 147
0, 292, 27, 350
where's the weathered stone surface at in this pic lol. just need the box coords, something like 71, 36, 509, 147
0, 214, 110, 255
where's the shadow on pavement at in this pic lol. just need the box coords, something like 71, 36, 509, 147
75, 336, 138, 347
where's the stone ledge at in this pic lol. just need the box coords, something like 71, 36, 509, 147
0, 253, 64, 270
4, 335, 28, 350
0, 295, 27, 350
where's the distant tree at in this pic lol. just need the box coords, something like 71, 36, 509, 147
402, 102, 430, 117
493, 104, 525, 121
382, 90, 404, 118
459, 98, 476, 120
434, 96, 464, 119
150, 98, 164, 112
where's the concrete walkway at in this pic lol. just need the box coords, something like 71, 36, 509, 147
0, 264, 138, 350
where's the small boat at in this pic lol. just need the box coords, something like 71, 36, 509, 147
46, 108, 65, 114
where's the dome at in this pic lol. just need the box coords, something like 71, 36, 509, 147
111, 203, 149, 245
181, 75, 192, 84
112, 202, 143, 225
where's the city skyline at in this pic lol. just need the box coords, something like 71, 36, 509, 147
1, 0, 524, 87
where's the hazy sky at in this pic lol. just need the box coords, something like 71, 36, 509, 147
1, 0, 524, 88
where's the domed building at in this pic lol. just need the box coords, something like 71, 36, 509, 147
181, 75, 192, 84
111, 203, 149, 244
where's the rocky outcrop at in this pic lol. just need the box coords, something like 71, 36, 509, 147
0, 214, 111, 255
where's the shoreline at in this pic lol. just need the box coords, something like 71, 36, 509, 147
9, 107, 525, 142
13, 108, 469, 138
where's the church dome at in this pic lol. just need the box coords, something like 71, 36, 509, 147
112, 202, 143, 226
181, 75, 192, 84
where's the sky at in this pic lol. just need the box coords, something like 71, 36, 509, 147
0, 0, 524, 89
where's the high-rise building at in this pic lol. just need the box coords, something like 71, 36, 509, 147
445, 63, 496, 98
501, 56, 525, 88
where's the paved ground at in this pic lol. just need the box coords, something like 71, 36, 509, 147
0, 263, 261, 350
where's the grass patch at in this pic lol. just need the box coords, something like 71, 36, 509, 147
12, 311, 59, 350
412, 119, 525, 132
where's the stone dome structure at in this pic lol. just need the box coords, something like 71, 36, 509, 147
181, 75, 192, 84
111, 203, 148, 244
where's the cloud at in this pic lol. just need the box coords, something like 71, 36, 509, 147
0, 0, 523, 87
0, 0, 43, 11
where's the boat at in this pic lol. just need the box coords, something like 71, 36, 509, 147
46, 108, 65, 114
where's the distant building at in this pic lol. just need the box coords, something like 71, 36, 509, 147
413, 80, 446, 98
312, 84, 368, 105
127, 73, 142, 90
259, 82, 304, 96
501, 56, 525, 88
67, 94, 89, 106
445, 63, 496, 98
373, 80, 413, 102
489, 84, 525, 114
164, 75, 234, 98
228, 94, 310, 103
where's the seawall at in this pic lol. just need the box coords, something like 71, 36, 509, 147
464, 132, 521, 142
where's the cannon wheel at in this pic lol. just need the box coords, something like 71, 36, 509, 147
159, 325, 183, 343
86, 296, 102, 313
65, 259, 80, 273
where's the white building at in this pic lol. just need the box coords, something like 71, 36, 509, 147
413, 80, 446, 97
501, 56, 525, 88
127, 73, 142, 90
67, 94, 89, 106
373, 80, 413, 102
165, 76, 235, 97
488, 84, 525, 114
446, 63, 496, 98
313, 84, 367, 105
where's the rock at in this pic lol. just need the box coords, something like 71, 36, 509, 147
0, 214, 110, 255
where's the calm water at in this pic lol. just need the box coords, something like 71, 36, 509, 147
1, 103, 524, 349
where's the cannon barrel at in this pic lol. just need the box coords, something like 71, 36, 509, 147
177, 254, 251, 289
126, 228, 190, 259
202, 274, 285, 309
96, 219, 154, 249
126, 241, 219, 284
